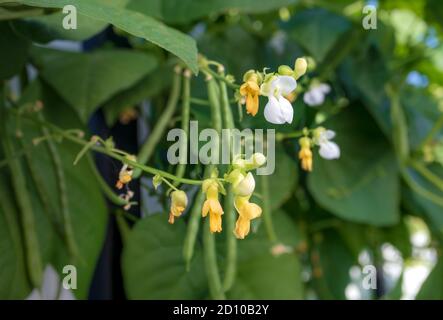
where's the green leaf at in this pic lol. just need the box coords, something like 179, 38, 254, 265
102, 65, 172, 126
32, 47, 157, 122
416, 259, 443, 299
128, 0, 297, 24
308, 106, 400, 226
255, 147, 298, 211
227, 211, 304, 299
17, 0, 199, 73
0, 21, 30, 80
283, 8, 352, 63
122, 213, 208, 299
312, 230, 355, 299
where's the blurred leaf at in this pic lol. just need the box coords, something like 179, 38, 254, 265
128, 0, 297, 24
122, 213, 208, 299
255, 147, 298, 211
405, 165, 443, 241
283, 8, 351, 63
0, 21, 30, 80
312, 230, 355, 299
32, 47, 157, 122
227, 211, 303, 299
308, 106, 400, 226
17, 0, 198, 73
416, 259, 443, 299
102, 65, 172, 126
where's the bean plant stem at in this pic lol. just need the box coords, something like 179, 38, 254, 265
8, 109, 204, 185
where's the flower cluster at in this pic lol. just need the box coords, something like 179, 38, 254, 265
239, 58, 308, 125
298, 127, 340, 172
166, 153, 266, 239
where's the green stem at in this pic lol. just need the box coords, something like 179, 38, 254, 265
174, 71, 191, 187
387, 85, 409, 165
87, 155, 131, 206
276, 130, 305, 142
402, 169, 443, 207
190, 97, 210, 106
202, 67, 240, 90
8, 109, 203, 185
418, 114, 443, 151
410, 161, 443, 193
261, 174, 278, 243
133, 67, 182, 178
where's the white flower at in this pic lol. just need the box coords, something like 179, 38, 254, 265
303, 83, 331, 107
315, 129, 340, 160
262, 75, 297, 124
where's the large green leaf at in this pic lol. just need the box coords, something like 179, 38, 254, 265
17, 0, 198, 73
227, 211, 304, 299
32, 47, 157, 122
308, 106, 400, 226
128, 0, 297, 24
122, 213, 208, 299
283, 8, 351, 63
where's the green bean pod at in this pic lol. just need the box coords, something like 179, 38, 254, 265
174, 70, 191, 186
1, 114, 43, 288
134, 66, 182, 178
261, 174, 278, 243
218, 78, 237, 292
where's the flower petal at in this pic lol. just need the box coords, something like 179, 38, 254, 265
303, 88, 324, 106
264, 96, 286, 124
278, 96, 294, 124
324, 129, 336, 140
319, 141, 340, 159
319, 83, 331, 94
277, 75, 297, 95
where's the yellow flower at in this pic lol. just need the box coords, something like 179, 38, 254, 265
115, 155, 137, 189
116, 165, 133, 189
234, 196, 262, 239
240, 73, 260, 116
298, 137, 313, 172
202, 180, 224, 233
168, 190, 188, 224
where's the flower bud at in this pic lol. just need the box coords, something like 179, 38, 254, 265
278, 65, 294, 76
233, 172, 256, 197
293, 58, 308, 80
252, 153, 266, 167
243, 69, 258, 83
169, 190, 188, 224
